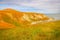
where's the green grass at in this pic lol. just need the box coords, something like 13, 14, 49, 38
0, 20, 60, 40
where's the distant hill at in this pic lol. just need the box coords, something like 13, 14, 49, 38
0, 8, 53, 29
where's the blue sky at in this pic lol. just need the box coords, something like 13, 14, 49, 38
0, 0, 60, 14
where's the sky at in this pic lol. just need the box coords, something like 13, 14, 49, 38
0, 0, 60, 14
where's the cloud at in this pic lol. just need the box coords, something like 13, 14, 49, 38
19, 0, 60, 13
0, 0, 60, 14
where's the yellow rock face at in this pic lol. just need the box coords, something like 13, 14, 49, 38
0, 8, 54, 29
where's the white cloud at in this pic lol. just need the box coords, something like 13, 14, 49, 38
19, 0, 60, 13
0, 0, 60, 14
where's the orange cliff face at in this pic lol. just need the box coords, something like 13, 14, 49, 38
0, 8, 54, 29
